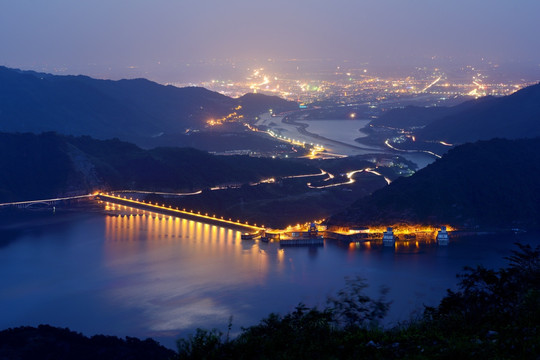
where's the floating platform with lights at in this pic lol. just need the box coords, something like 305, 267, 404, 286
279, 223, 324, 246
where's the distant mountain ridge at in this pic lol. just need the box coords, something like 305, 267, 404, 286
0, 66, 296, 146
372, 83, 540, 144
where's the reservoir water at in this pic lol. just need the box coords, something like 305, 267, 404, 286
1, 206, 537, 349
255, 113, 436, 167
255, 114, 380, 156
297, 119, 371, 146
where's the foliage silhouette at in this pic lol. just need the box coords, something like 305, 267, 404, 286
173, 243, 540, 359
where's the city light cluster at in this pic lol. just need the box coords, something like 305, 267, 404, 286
207, 106, 243, 126
172, 63, 534, 106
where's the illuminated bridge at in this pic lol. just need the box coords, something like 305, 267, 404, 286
97, 193, 266, 232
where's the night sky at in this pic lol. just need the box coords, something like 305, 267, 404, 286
1, 0, 539, 78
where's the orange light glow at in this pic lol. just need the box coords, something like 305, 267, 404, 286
97, 193, 264, 231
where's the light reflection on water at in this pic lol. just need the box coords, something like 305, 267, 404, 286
1, 206, 538, 349
100, 209, 276, 342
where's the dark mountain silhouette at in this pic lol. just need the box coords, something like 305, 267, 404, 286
0, 132, 316, 202
418, 83, 540, 143
371, 98, 486, 129
371, 83, 540, 144
0, 66, 297, 147
237, 93, 296, 117
0, 325, 174, 360
329, 137, 540, 230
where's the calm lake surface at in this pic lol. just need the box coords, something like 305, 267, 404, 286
1, 206, 537, 349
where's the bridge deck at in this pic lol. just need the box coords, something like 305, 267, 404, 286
98, 193, 265, 232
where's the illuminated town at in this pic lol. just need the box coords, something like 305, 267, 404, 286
170, 59, 535, 107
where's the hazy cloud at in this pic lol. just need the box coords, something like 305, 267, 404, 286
1, 0, 539, 77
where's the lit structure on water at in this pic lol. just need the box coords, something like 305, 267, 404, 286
436, 226, 450, 245
382, 227, 395, 246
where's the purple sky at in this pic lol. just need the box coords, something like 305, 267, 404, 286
1, 0, 539, 80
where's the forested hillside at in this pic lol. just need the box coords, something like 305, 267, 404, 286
330, 137, 540, 230
0, 132, 316, 202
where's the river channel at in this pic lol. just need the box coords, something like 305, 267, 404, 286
1, 206, 537, 349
